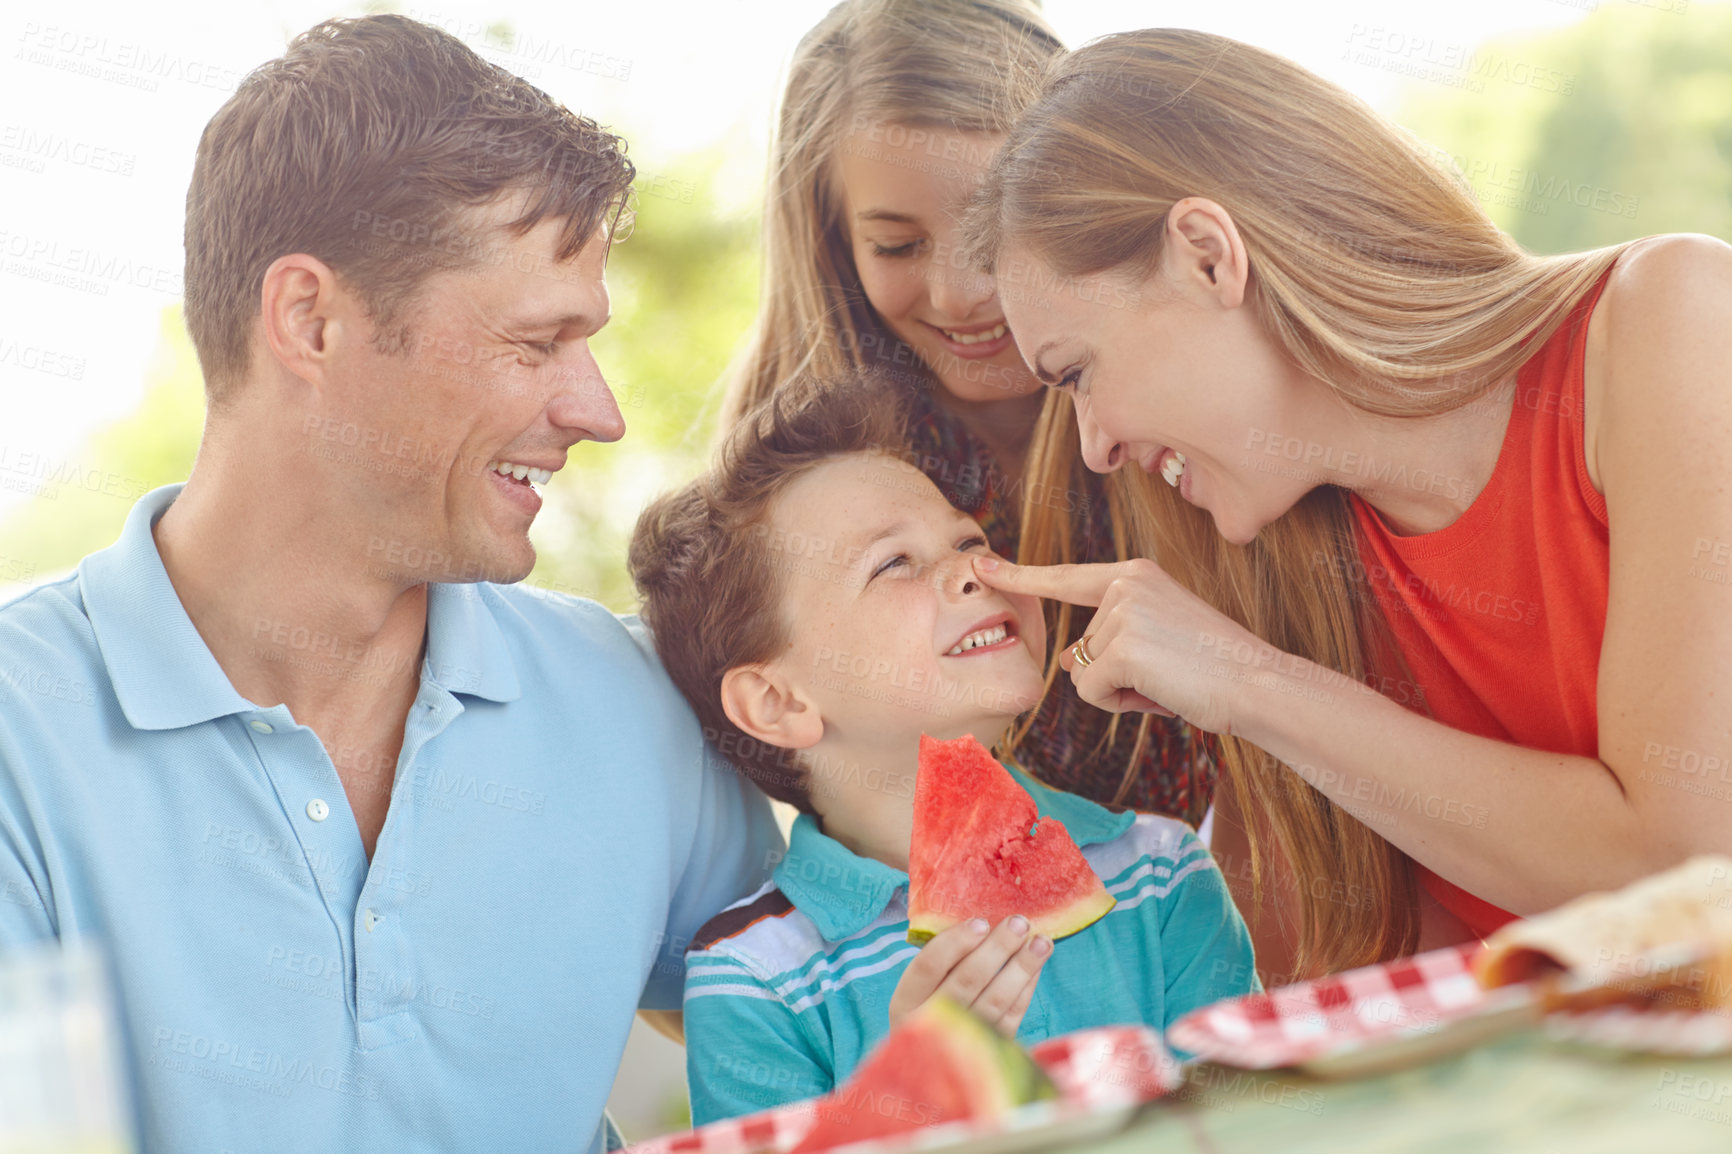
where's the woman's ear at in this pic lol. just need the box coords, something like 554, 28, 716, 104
721, 664, 824, 751
1163, 196, 1249, 310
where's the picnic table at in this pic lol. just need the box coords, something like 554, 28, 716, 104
1073, 1027, 1732, 1153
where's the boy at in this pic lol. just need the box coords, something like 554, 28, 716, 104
628, 379, 1258, 1124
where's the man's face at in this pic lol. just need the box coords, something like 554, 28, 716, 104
760, 452, 1048, 751
319, 197, 623, 586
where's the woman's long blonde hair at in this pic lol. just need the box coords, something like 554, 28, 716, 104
718, 0, 1063, 429
969, 29, 1633, 975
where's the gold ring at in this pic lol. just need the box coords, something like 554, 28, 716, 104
1071, 635, 1096, 669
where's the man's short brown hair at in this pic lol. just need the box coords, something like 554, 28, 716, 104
183, 14, 634, 403
628, 377, 910, 813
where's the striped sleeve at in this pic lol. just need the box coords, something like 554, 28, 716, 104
683, 944, 834, 1126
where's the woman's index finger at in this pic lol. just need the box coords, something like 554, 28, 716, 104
970, 556, 1135, 608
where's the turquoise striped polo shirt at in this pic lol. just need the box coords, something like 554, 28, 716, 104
681, 766, 1258, 1124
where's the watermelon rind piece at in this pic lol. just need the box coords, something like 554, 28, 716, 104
787, 996, 1057, 1154
907, 880, 1117, 945
920, 996, 1060, 1113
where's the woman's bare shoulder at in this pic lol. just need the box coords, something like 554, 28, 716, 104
1584, 234, 1731, 492
1600, 232, 1732, 322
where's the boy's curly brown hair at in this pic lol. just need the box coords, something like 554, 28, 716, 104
628, 377, 911, 812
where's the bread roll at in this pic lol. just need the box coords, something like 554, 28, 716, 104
1473, 855, 1732, 1011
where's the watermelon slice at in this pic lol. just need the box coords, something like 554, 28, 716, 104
906, 734, 1115, 945
788, 995, 1057, 1154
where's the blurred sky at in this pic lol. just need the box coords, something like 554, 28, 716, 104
0, 0, 1609, 522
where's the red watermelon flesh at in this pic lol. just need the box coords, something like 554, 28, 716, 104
788, 996, 1056, 1154
906, 734, 1115, 945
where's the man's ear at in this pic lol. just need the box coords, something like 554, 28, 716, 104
1163, 196, 1249, 309
721, 664, 824, 750
257, 252, 355, 391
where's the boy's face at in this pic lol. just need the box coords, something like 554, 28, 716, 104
761, 452, 1048, 746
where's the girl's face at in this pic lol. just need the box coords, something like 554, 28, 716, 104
835, 123, 1042, 405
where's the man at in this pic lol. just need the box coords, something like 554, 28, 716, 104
0, 15, 780, 1152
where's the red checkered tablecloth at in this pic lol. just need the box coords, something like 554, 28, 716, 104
645, 1103, 817, 1154
624, 1025, 1178, 1154
1028, 1025, 1184, 1106
1166, 942, 1493, 1069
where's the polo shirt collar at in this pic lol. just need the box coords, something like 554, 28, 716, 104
773, 761, 1135, 941
80, 483, 520, 732
423, 582, 522, 705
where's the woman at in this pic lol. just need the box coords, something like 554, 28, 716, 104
965, 29, 1732, 980
722, 0, 1214, 823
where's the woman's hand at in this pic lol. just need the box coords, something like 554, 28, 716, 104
887, 916, 1051, 1037
972, 555, 1279, 734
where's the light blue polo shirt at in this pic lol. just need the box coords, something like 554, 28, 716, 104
0, 483, 783, 1153
681, 765, 1259, 1124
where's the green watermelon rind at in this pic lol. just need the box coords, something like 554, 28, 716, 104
787, 996, 1058, 1154
906, 888, 1116, 946
924, 996, 1061, 1111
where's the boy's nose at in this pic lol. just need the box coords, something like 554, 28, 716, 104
937, 556, 984, 598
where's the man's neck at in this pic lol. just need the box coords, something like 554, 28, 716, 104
153, 471, 429, 715
152, 455, 431, 858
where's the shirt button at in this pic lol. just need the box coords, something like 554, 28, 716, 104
249, 720, 274, 734
306, 798, 330, 822
365, 909, 382, 932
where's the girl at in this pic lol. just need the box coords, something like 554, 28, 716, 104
722, 0, 1216, 823
966, 28, 1732, 980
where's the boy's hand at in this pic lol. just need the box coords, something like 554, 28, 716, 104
888, 916, 1051, 1037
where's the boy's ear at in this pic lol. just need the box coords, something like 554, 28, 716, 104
721, 664, 824, 751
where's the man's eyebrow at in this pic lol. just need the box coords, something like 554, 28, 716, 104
856, 208, 919, 224
1030, 339, 1061, 384
508, 308, 607, 332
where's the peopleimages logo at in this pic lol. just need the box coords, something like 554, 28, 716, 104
147, 1027, 381, 1100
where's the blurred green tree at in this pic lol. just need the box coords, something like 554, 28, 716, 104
0, 307, 203, 585
1397, 1, 1732, 253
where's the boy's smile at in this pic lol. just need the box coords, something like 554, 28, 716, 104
943, 611, 1021, 658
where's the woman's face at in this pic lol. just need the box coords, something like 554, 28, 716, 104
835, 123, 1042, 405
995, 241, 1314, 546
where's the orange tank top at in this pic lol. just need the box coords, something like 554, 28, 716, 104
1347, 270, 1613, 939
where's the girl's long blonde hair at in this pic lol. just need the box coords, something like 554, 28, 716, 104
718, 0, 1063, 429
969, 29, 1633, 975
